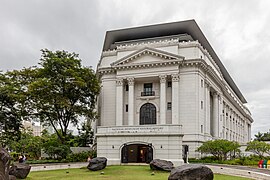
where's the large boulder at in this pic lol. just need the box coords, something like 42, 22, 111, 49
0, 147, 11, 180
150, 159, 174, 172
9, 175, 16, 180
168, 164, 213, 180
87, 157, 107, 171
9, 163, 31, 179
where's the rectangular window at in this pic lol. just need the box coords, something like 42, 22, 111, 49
201, 79, 204, 87
167, 81, 172, 88
167, 102, 172, 110
201, 101, 203, 109
144, 83, 152, 92
201, 125, 203, 133
126, 104, 128, 112
142, 83, 154, 96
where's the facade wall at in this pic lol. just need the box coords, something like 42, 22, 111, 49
96, 125, 183, 165
97, 34, 253, 161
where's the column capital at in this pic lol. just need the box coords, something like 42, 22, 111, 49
116, 78, 123, 86
127, 77, 134, 86
204, 80, 211, 88
213, 91, 221, 97
171, 73, 180, 82
159, 75, 167, 83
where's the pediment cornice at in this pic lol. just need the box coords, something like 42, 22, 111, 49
111, 47, 184, 66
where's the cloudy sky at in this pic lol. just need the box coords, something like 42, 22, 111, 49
1, 0, 269, 138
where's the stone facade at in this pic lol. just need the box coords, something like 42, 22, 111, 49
96, 20, 253, 164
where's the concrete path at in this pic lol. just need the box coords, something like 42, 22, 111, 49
205, 164, 270, 180
30, 162, 88, 171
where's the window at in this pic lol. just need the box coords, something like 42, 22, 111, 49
201, 125, 203, 133
126, 84, 129, 91
201, 101, 203, 109
126, 104, 128, 112
144, 83, 152, 93
140, 103, 156, 125
201, 79, 203, 87
167, 81, 172, 88
167, 102, 172, 110
141, 83, 154, 96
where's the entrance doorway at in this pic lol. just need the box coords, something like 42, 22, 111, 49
121, 144, 153, 163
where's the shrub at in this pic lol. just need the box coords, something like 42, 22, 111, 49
66, 150, 97, 162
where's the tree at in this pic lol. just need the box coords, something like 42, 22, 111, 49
254, 131, 270, 141
29, 49, 100, 144
197, 139, 240, 161
245, 140, 270, 158
75, 121, 94, 147
10, 129, 43, 159
42, 131, 71, 159
0, 68, 35, 147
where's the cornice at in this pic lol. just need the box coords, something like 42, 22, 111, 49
97, 67, 116, 75
111, 47, 184, 66
178, 40, 223, 77
113, 59, 183, 71
116, 38, 179, 50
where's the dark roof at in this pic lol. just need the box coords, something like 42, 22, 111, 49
102, 19, 247, 103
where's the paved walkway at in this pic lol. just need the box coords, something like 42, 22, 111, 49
205, 163, 270, 180
30, 162, 88, 171
206, 163, 270, 175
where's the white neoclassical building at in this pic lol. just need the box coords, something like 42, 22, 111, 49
95, 20, 253, 165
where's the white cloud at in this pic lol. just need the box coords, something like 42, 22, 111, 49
0, 0, 269, 138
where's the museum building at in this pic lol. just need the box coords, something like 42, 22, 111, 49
95, 20, 253, 165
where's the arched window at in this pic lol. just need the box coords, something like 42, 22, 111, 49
140, 103, 156, 125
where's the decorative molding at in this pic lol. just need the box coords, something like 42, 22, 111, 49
97, 67, 116, 75
127, 77, 134, 86
159, 75, 167, 83
111, 47, 184, 67
171, 73, 180, 82
116, 78, 123, 86
101, 49, 117, 58
116, 38, 179, 51
113, 59, 182, 71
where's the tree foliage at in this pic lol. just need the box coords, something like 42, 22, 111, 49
197, 139, 240, 161
254, 131, 270, 141
0, 49, 100, 147
10, 129, 43, 159
41, 131, 71, 159
245, 140, 270, 158
0, 68, 35, 146
29, 49, 100, 144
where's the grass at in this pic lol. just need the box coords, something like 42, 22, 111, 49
26, 165, 252, 180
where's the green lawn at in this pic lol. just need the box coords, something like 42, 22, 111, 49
26, 165, 252, 180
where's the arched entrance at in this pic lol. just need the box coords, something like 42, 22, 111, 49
140, 103, 156, 125
121, 144, 153, 163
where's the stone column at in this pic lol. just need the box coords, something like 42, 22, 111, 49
116, 78, 123, 126
159, 75, 167, 124
212, 92, 219, 138
205, 81, 211, 135
128, 77, 134, 126
171, 74, 180, 124
218, 95, 223, 138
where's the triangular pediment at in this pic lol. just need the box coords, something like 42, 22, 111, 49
111, 47, 184, 66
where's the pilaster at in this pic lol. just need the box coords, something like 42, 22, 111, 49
127, 77, 134, 126
159, 75, 167, 124
171, 73, 180, 124
116, 78, 123, 126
